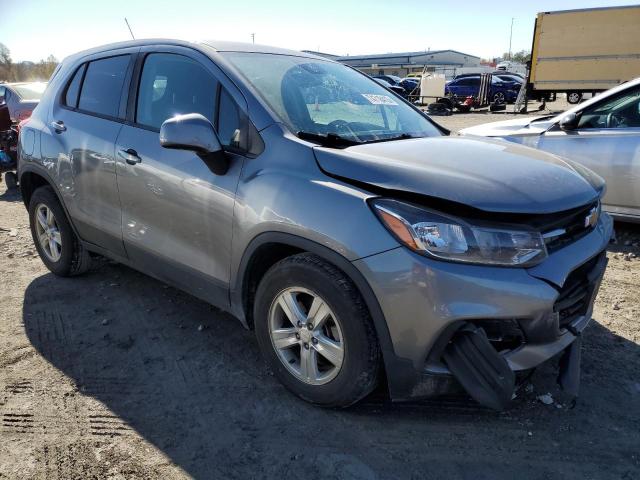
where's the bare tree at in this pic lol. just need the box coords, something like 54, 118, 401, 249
0, 44, 59, 82
0, 43, 14, 81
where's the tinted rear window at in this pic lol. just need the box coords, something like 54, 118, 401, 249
65, 65, 86, 108
78, 55, 130, 118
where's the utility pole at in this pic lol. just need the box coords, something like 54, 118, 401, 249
508, 17, 514, 60
251, 33, 255, 44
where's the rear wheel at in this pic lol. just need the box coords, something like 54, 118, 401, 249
254, 253, 380, 407
28, 186, 91, 276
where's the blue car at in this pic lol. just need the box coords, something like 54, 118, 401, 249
445, 75, 520, 103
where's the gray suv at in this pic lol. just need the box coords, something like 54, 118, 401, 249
19, 40, 613, 410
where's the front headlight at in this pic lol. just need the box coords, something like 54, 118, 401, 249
371, 199, 547, 267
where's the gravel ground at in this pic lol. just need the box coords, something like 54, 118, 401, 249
1, 105, 639, 479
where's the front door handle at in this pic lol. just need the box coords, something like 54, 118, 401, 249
118, 148, 141, 165
51, 120, 66, 133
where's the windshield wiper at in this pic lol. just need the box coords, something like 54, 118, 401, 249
297, 131, 361, 147
365, 133, 416, 143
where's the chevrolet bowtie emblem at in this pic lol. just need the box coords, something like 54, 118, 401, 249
584, 206, 599, 228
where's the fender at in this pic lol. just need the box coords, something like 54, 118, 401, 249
232, 231, 418, 399
19, 163, 83, 240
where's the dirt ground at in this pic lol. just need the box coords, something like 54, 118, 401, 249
1, 104, 639, 479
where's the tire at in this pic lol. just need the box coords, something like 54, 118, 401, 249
4, 172, 17, 189
436, 97, 454, 110
492, 92, 506, 104
28, 186, 91, 276
254, 253, 380, 407
567, 92, 582, 104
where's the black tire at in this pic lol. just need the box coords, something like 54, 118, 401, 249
4, 172, 17, 189
567, 91, 582, 104
436, 97, 454, 110
254, 253, 380, 407
28, 186, 91, 276
492, 92, 506, 104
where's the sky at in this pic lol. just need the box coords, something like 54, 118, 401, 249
2, 0, 636, 62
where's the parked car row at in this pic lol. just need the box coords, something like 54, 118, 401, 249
370, 72, 524, 106
445, 74, 522, 104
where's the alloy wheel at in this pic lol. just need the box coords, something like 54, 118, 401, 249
568, 92, 581, 104
268, 287, 345, 385
34, 203, 62, 262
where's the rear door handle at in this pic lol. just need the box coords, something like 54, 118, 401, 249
118, 148, 141, 165
51, 120, 66, 133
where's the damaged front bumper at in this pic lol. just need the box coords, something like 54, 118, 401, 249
353, 212, 613, 409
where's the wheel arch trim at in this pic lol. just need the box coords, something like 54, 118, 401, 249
19, 165, 81, 239
232, 231, 418, 399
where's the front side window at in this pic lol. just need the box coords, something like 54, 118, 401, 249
136, 53, 218, 130
578, 85, 640, 129
78, 55, 130, 118
223, 52, 441, 143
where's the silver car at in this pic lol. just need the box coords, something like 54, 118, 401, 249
18, 40, 612, 410
0, 82, 46, 122
462, 78, 640, 223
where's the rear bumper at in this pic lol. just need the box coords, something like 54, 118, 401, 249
353, 212, 613, 401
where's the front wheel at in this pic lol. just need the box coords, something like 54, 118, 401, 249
492, 91, 506, 104
254, 253, 380, 407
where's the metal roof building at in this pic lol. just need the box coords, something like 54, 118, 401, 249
333, 50, 481, 77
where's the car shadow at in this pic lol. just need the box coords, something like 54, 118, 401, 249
22, 261, 640, 479
0, 184, 21, 202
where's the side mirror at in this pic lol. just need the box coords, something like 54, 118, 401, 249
558, 112, 578, 131
160, 113, 222, 155
160, 113, 230, 175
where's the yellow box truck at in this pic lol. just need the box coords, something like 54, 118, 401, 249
528, 5, 640, 103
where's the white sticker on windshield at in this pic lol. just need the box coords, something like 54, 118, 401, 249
361, 94, 398, 105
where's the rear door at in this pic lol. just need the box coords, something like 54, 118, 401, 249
114, 46, 248, 307
43, 50, 136, 255
537, 84, 640, 218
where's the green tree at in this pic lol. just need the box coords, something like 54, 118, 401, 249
501, 50, 531, 64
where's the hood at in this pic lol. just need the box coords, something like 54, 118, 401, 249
459, 116, 557, 137
313, 136, 602, 214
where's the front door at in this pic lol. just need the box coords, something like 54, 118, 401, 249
114, 48, 247, 307
537, 84, 640, 218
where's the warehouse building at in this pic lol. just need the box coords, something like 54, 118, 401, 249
315, 50, 482, 78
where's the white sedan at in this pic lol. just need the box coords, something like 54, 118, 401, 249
461, 78, 640, 223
